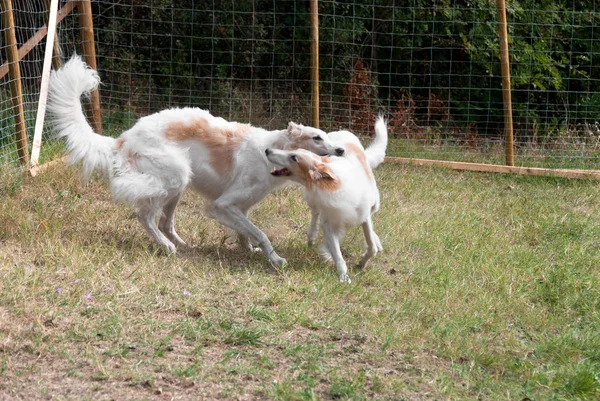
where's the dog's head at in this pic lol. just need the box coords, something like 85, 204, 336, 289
265, 148, 340, 191
285, 122, 345, 157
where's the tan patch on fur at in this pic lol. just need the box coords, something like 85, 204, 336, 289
345, 143, 373, 181
115, 138, 125, 151
114, 138, 136, 167
297, 157, 340, 192
165, 118, 250, 173
314, 164, 340, 192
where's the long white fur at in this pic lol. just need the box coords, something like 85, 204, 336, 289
47, 57, 114, 178
266, 116, 388, 282
47, 55, 344, 266
365, 117, 388, 169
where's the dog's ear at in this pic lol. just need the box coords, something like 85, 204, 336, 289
309, 163, 340, 191
287, 122, 303, 138
309, 163, 336, 181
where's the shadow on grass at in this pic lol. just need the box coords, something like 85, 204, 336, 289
180, 240, 327, 275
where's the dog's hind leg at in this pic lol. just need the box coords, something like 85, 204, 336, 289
307, 210, 320, 246
138, 203, 177, 255
373, 231, 383, 252
159, 192, 187, 248
237, 232, 261, 253
321, 223, 350, 283
358, 216, 379, 269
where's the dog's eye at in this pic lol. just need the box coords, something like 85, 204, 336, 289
291, 155, 298, 162
313, 136, 323, 141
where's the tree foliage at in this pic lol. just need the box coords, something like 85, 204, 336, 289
89, 0, 600, 139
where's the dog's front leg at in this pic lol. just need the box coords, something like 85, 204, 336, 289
321, 223, 350, 283
358, 216, 380, 269
307, 210, 320, 246
208, 199, 286, 267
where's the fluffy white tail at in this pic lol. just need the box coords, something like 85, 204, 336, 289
47, 55, 114, 178
365, 115, 388, 169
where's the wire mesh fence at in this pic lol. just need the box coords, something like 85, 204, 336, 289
1, 0, 600, 169
0, 0, 46, 165
0, 0, 81, 165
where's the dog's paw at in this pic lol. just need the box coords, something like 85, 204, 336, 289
178, 243, 198, 253
271, 255, 287, 268
374, 237, 383, 252
164, 243, 177, 255
357, 256, 370, 269
339, 274, 351, 284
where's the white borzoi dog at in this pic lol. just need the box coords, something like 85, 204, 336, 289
265, 116, 388, 282
47, 55, 344, 267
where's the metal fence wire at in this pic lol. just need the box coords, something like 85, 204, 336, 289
2, 0, 600, 169
0, 0, 82, 165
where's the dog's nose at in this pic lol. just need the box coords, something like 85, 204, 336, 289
265, 149, 271, 156
335, 147, 345, 156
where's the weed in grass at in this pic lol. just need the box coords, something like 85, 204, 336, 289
224, 325, 264, 346
246, 304, 274, 322
328, 372, 366, 400
176, 317, 215, 343
173, 360, 201, 379
153, 336, 174, 357
561, 360, 600, 398
272, 381, 318, 401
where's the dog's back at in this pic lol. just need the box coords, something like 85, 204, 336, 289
326, 115, 388, 170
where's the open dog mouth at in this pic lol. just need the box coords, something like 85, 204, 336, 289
271, 167, 291, 176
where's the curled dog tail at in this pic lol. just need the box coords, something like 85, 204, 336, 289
47, 55, 115, 178
365, 114, 388, 169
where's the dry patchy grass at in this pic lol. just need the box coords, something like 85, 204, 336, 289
1, 162, 600, 400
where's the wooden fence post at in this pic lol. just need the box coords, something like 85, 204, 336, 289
310, 0, 319, 128
1, 0, 29, 165
497, 0, 514, 166
77, 0, 102, 134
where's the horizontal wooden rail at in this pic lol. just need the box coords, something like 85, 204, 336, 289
29, 156, 66, 177
0, 1, 76, 80
385, 157, 600, 180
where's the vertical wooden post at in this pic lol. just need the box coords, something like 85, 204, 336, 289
44, 0, 62, 69
497, 0, 514, 166
1, 0, 29, 165
310, 0, 319, 128
77, 0, 102, 134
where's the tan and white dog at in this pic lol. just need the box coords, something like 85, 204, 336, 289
266, 116, 388, 282
47, 55, 344, 267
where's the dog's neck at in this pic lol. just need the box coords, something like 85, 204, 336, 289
261, 129, 293, 150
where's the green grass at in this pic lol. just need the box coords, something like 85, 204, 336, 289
386, 135, 600, 170
1, 162, 600, 400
